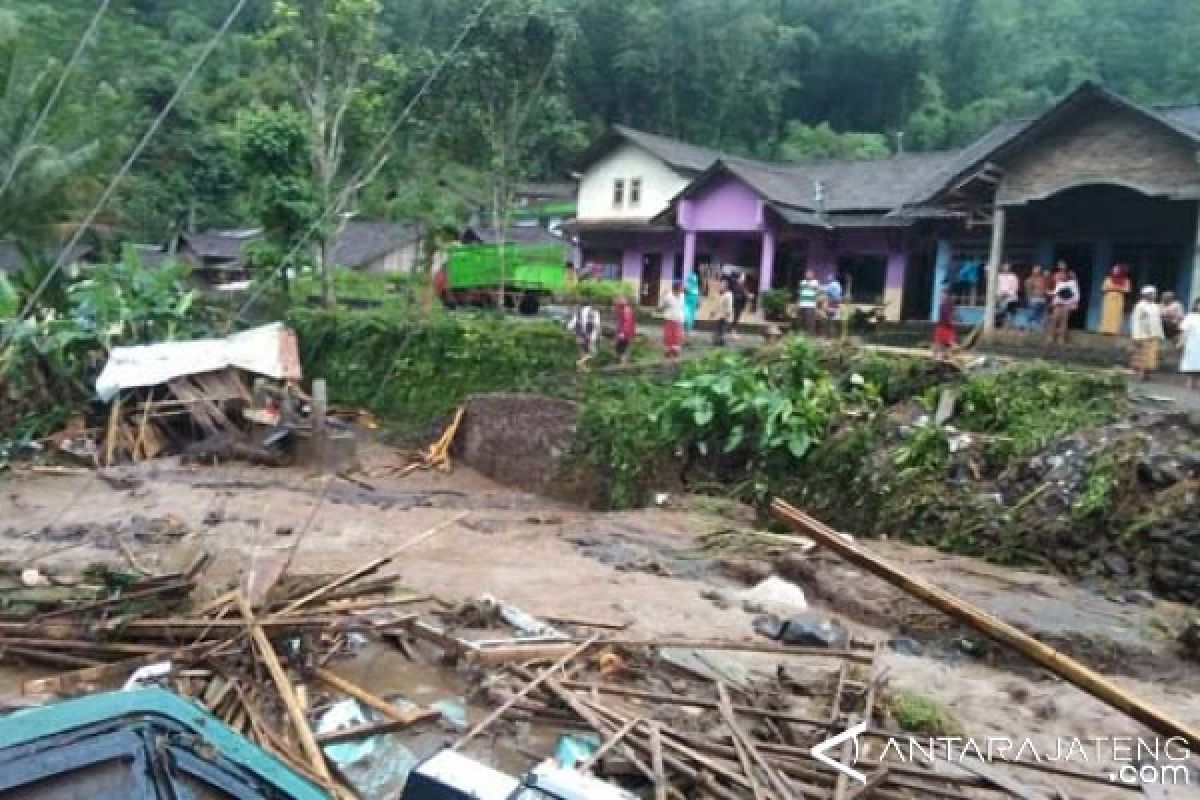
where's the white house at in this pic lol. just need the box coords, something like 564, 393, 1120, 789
566, 125, 721, 305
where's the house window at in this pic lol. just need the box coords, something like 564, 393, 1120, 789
630, 178, 642, 208
612, 179, 625, 208
583, 248, 622, 281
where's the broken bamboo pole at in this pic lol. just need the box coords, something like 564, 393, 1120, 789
313, 666, 439, 728
232, 592, 334, 787
454, 634, 598, 749
768, 499, 1200, 751
277, 511, 468, 615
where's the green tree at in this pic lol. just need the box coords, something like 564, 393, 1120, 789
237, 105, 319, 297
780, 121, 890, 161
0, 11, 97, 248
263, 0, 401, 307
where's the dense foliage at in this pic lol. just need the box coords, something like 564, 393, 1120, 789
0, 0, 1196, 264
288, 306, 576, 428
0, 253, 218, 442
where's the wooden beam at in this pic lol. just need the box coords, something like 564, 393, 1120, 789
232, 592, 333, 786
768, 500, 1200, 751
313, 667, 440, 728
454, 635, 598, 749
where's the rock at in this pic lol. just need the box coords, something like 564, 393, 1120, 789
887, 637, 922, 656
274, 525, 294, 536
754, 614, 849, 649
1103, 554, 1130, 577
736, 577, 808, 617
1181, 620, 1200, 662
700, 588, 732, 610
716, 557, 773, 586
1122, 589, 1156, 607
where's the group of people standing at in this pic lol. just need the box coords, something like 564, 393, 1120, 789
568, 269, 756, 368
932, 259, 1200, 387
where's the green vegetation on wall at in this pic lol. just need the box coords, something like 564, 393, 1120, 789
288, 307, 576, 429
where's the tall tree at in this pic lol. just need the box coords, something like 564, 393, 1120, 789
263, 0, 398, 306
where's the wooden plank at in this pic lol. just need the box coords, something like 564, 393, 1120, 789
563, 637, 873, 663
844, 767, 891, 800
313, 667, 441, 728
232, 592, 333, 786
316, 716, 437, 745
578, 716, 641, 772
717, 682, 789, 800
768, 499, 1200, 751
22, 639, 226, 695
277, 512, 468, 615
649, 722, 668, 800
454, 635, 598, 749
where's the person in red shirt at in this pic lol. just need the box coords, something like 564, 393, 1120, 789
933, 287, 956, 360
613, 295, 636, 364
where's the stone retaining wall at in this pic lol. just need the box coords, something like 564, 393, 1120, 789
454, 393, 577, 494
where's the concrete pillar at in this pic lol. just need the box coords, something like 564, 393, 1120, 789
982, 207, 1006, 338
759, 228, 776, 294
1188, 200, 1200, 306
931, 238, 952, 322
883, 250, 906, 322
683, 230, 697, 276
1088, 238, 1112, 332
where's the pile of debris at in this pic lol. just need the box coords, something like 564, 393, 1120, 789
26, 322, 356, 469
0, 533, 444, 797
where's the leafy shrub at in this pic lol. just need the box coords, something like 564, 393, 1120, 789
956, 363, 1125, 458
886, 690, 963, 735
289, 307, 576, 430
760, 288, 790, 321
569, 279, 635, 305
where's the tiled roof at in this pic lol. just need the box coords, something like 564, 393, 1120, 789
610, 125, 725, 173
331, 220, 420, 268
722, 151, 960, 212
464, 225, 565, 246
180, 230, 262, 260
1157, 105, 1200, 135
0, 242, 92, 272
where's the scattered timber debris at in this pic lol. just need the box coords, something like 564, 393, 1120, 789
374, 407, 466, 478
0, 517, 469, 798
768, 498, 1200, 752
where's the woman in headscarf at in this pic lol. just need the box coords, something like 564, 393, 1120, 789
683, 271, 700, 337
1099, 264, 1131, 335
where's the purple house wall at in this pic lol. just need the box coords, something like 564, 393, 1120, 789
573, 173, 914, 320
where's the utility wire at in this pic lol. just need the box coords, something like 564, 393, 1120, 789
230, 0, 498, 328
0, 0, 114, 205
1, 0, 251, 353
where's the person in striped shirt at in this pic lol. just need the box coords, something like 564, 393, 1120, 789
797, 269, 820, 334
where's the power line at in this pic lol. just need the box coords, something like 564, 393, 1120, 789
0, 0, 114, 205
230, 0, 498, 327
1, 0, 251, 353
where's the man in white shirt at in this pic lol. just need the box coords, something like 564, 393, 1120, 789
567, 301, 601, 370
1130, 286, 1164, 380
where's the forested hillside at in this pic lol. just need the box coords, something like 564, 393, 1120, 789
3, 0, 1199, 244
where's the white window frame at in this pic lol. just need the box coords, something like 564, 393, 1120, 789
612, 178, 625, 208
629, 177, 642, 208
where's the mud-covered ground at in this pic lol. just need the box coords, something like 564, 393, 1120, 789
1, 444, 1198, 798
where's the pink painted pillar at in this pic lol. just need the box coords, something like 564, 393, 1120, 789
884, 250, 907, 321
683, 230, 697, 275
760, 229, 776, 294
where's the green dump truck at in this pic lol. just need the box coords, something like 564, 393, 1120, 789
437, 242, 568, 310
